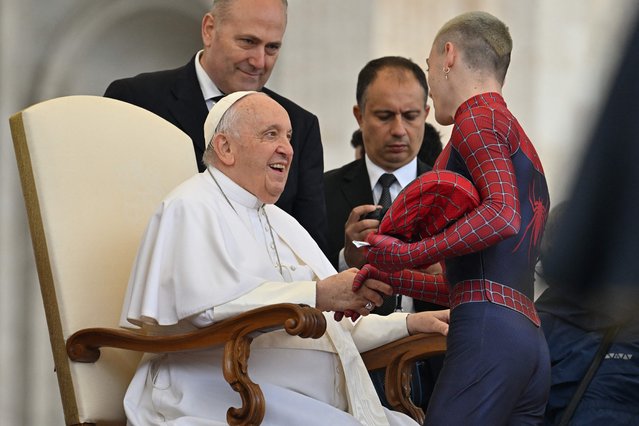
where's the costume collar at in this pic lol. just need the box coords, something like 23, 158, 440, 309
456, 92, 506, 118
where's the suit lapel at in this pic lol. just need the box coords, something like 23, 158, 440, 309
416, 158, 432, 176
168, 56, 209, 156
341, 160, 374, 208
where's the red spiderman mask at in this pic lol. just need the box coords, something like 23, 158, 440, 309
337, 171, 480, 321
378, 170, 480, 244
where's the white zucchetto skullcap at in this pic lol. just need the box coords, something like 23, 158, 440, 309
203, 90, 258, 149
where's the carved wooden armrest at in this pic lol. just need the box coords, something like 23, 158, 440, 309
361, 333, 447, 424
66, 303, 326, 425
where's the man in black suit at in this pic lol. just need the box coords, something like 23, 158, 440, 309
104, 0, 328, 252
324, 56, 445, 411
325, 56, 439, 280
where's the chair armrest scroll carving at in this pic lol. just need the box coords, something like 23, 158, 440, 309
361, 333, 446, 424
66, 303, 326, 425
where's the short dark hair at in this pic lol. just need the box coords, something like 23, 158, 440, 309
350, 128, 363, 149
418, 123, 443, 167
356, 56, 428, 110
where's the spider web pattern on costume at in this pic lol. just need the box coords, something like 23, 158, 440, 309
365, 93, 522, 273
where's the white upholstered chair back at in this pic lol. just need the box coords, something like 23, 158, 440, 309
10, 96, 197, 425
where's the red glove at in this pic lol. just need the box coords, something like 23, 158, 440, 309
354, 264, 450, 307
334, 309, 360, 322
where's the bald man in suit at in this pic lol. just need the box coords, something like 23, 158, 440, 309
104, 0, 328, 252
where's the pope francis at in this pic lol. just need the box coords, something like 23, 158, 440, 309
120, 91, 449, 425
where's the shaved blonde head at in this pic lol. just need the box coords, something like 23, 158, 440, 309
434, 11, 512, 84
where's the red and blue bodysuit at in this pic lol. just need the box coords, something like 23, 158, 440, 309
357, 93, 551, 424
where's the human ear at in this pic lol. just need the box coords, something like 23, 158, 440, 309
201, 13, 215, 47
212, 134, 235, 166
444, 42, 456, 68
353, 104, 363, 127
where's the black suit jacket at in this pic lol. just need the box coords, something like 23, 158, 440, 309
324, 158, 444, 312
104, 55, 328, 252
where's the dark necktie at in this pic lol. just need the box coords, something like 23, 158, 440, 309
377, 173, 396, 212
373, 173, 401, 316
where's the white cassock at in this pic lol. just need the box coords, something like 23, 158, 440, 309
121, 167, 419, 426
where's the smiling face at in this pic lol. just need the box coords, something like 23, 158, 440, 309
354, 67, 429, 171
201, 0, 287, 93
224, 94, 293, 203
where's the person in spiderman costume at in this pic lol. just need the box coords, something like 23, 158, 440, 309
351, 11, 551, 425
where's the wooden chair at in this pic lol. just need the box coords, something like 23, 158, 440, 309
10, 95, 445, 425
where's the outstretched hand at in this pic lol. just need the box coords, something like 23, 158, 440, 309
352, 263, 389, 291
406, 309, 450, 336
336, 264, 387, 322
323, 268, 392, 322
332, 266, 392, 322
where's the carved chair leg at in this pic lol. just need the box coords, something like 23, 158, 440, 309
385, 357, 425, 425
223, 333, 266, 425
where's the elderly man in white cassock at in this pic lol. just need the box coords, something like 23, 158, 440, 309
120, 90, 450, 426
